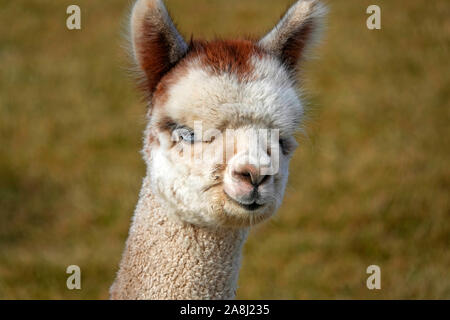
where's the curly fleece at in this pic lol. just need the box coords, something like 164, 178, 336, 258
110, 177, 248, 299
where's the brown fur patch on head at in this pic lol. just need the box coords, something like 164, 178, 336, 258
190, 39, 264, 80
152, 39, 266, 105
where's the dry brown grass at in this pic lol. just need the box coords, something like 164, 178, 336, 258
0, 0, 449, 299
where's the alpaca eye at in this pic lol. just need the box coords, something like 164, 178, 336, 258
179, 129, 197, 143
279, 138, 287, 150
279, 137, 296, 155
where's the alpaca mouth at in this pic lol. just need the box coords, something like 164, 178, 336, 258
225, 193, 265, 211
240, 202, 264, 211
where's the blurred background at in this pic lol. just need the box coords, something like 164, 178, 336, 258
0, 0, 449, 299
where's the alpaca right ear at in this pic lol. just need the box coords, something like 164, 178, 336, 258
131, 0, 188, 95
259, 0, 326, 71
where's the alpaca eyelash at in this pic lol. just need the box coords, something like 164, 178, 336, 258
167, 122, 188, 132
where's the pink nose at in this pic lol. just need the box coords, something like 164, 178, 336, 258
232, 163, 269, 188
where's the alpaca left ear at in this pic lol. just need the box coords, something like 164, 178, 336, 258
259, 0, 326, 71
130, 0, 188, 96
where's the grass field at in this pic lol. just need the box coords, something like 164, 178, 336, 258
0, 0, 449, 299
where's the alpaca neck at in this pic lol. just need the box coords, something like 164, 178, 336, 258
110, 176, 249, 299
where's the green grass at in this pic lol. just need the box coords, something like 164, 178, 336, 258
0, 0, 449, 299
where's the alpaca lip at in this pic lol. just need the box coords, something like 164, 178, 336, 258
224, 192, 264, 211
240, 202, 264, 211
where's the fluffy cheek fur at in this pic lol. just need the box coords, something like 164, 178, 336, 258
144, 129, 291, 228
147, 143, 218, 227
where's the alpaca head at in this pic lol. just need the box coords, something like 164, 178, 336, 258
130, 0, 326, 228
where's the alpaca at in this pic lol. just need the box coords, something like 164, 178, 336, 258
110, 0, 326, 300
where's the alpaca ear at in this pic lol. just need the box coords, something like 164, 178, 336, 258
259, 0, 326, 71
130, 0, 188, 95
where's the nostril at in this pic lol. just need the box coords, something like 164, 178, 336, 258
259, 174, 270, 186
232, 170, 253, 185
232, 166, 270, 187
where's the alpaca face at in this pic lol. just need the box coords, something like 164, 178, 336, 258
131, 0, 326, 228
145, 50, 300, 227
